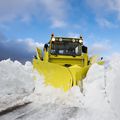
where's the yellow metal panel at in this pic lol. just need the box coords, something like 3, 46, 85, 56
49, 54, 85, 66
33, 59, 73, 91
33, 58, 90, 91
68, 65, 90, 86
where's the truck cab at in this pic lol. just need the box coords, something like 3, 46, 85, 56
44, 34, 88, 67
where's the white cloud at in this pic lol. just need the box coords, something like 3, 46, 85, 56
51, 20, 66, 28
86, 0, 120, 28
0, 33, 44, 62
67, 32, 80, 38
91, 43, 109, 51
96, 18, 118, 28
89, 41, 111, 55
0, 0, 36, 23
38, 0, 68, 28
0, 0, 68, 28
17, 38, 44, 52
86, 0, 120, 14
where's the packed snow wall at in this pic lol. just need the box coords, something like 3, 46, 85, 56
0, 55, 120, 120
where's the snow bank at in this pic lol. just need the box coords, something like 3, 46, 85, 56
0, 56, 120, 120
106, 55, 120, 118
0, 59, 34, 109
81, 64, 117, 120
0, 59, 34, 95
30, 57, 120, 119
31, 72, 84, 107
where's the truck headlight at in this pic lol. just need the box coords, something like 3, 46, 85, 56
79, 39, 83, 43
72, 39, 75, 42
52, 37, 55, 41
59, 38, 62, 41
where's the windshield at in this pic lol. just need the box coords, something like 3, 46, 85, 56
50, 41, 82, 56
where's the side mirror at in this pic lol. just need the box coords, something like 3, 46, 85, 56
34, 55, 37, 59
82, 45, 87, 53
44, 44, 48, 51
101, 57, 103, 60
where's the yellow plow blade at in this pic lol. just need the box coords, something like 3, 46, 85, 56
33, 59, 73, 91
33, 59, 90, 91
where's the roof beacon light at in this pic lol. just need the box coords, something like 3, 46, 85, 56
79, 36, 83, 43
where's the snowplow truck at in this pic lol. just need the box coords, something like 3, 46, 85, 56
33, 34, 104, 91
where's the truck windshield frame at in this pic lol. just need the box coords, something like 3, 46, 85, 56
50, 40, 82, 56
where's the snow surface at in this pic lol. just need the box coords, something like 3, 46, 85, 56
0, 59, 34, 111
0, 56, 120, 120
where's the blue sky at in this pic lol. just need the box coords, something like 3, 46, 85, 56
0, 0, 120, 62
